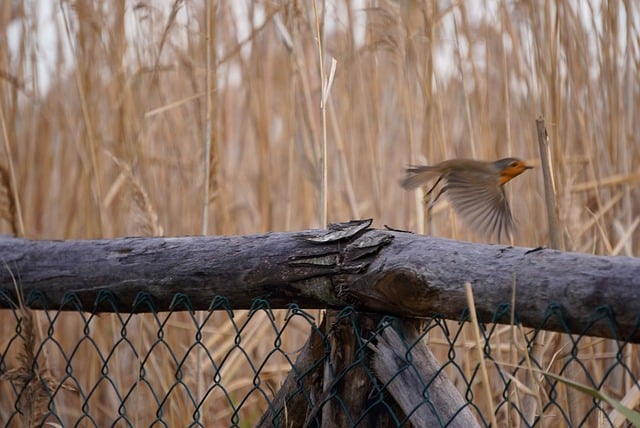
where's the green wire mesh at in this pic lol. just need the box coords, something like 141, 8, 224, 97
0, 290, 639, 427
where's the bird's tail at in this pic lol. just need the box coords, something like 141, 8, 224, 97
400, 166, 441, 190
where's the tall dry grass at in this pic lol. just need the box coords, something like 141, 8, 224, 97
0, 1, 639, 426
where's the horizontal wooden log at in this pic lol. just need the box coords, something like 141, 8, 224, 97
0, 220, 638, 341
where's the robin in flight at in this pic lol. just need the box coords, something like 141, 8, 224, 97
401, 157, 533, 241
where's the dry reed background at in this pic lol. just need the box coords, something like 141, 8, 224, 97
0, 1, 639, 426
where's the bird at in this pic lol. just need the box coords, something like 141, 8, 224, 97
400, 157, 533, 241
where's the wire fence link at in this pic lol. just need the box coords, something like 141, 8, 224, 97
1, 290, 639, 427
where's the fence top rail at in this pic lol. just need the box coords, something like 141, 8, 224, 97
1, 220, 639, 342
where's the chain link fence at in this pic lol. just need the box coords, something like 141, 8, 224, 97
1, 290, 639, 427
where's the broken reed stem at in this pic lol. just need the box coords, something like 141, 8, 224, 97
313, 0, 328, 227
535, 116, 564, 250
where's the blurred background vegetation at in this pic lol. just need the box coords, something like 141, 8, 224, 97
0, 0, 638, 250
0, 1, 638, 426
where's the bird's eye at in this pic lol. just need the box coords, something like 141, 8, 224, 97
510, 161, 518, 167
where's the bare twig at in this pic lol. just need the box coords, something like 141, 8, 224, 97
535, 116, 564, 250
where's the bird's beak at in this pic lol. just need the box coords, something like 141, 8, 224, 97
524, 165, 534, 169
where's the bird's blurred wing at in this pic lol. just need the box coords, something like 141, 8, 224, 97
444, 171, 514, 242
400, 166, 441, 190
